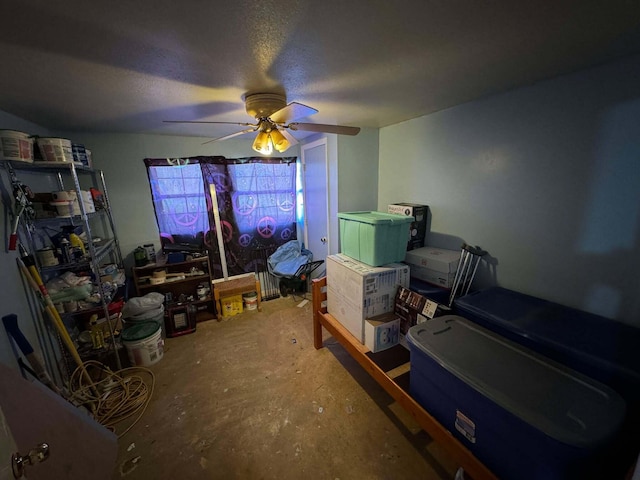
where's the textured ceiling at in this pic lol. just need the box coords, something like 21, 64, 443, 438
0, 0, 639, 141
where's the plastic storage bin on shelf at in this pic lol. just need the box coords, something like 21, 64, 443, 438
337, 211, 413, 266
406, 315, 626, 480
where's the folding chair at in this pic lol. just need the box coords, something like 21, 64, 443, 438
448, 243, 487, 307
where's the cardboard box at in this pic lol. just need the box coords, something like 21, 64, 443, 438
408, 265, 457, 288
404, 246, 460, 288
365, 312, 400, 353
326, 254, 410, 342
388, 203, 429, 250
394, 286, 450, 348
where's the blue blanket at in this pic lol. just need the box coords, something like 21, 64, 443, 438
267, 240, 313, 277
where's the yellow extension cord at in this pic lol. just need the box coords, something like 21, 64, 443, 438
68, 360, 155, 438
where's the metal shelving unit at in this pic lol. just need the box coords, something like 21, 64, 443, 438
2, 159, 125, 382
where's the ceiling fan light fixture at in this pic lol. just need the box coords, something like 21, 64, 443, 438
168, 92, 360, 151
252, 131, 273, 154
269, 128, 290, 153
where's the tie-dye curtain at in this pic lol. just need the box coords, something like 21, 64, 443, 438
145, 156, 297, 280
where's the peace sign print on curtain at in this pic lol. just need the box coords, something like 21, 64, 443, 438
145, 157, 212, 249
200, 157, 297, 279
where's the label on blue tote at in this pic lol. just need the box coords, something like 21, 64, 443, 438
455, 410, 476, 444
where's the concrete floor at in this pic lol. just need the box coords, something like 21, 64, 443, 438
111, 296, 458, 480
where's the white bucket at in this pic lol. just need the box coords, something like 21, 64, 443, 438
51, 190, 95, 216
124, 304, 166, 339
36, 137, 75, 164
50, 200, 74, 217
243, 292, 258, 310
0, 130, 33, 162
122, 322, 164, 367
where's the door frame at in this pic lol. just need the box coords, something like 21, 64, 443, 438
300, 136, 333, 257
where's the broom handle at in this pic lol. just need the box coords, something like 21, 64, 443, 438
17, 257, 98, 399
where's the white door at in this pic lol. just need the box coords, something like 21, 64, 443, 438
0, 362, 118, 479
301, 138, 329, 278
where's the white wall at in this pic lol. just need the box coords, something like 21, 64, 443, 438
333, 128, 380, 254
337, 127, 380, 212
379, 54, 640, 325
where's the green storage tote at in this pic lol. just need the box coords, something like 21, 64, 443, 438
338, 211, 413, 266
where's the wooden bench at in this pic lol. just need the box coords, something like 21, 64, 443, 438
213, 274, 262, 320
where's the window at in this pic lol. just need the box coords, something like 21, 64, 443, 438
147, 162, 208, 239
145, 156, 298, 282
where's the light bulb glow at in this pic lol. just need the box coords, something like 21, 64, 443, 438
252, 131, 273, 154
270, 129, 290, 153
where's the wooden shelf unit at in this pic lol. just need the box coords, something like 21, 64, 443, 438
132, 254, 215, 323
311, 276, 497, 480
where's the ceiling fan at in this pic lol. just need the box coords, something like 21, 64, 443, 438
164, 93, 361, 154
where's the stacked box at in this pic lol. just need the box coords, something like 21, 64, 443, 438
337, 211, 413, 266
394, 286, 449, 348
326, 254, 409, 343
387, 203, 429, 250
364, 312, 400, 353
404, 246, 460, 288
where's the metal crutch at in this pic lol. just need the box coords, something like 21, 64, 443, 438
448, 243, 487, 307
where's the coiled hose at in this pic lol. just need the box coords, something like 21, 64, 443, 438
68, 360, 155, 438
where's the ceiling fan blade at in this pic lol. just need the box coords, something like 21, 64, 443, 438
279, 128, 298, 146
287, 123, 360, 136
201, 127, 257, 145
269, 102, 318, 124
164, 120, 257, 127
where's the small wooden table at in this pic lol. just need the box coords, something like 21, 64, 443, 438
213, 275, 262, 320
